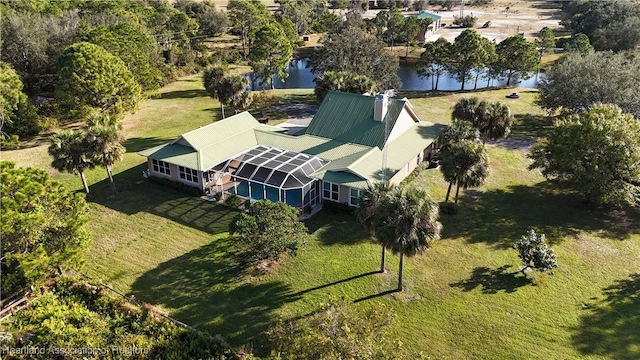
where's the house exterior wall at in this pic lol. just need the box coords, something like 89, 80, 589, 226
387, 109, 416, 143
147, 158, 203, 190
175, 138, 191, 147
389, 151, 424, 185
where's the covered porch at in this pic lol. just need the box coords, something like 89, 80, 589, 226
203, 145, 328, 209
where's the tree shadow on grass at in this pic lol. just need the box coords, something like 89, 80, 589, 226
125, 136, 172, 152
292, 271, 379, 297
449, 265, 533, 294
304, 209, 371, 246
442, 182, 640, 249
130, 237, 300, 354
572, 274, 640, 360
158, 89, 209, 100
87, 164, 239, 236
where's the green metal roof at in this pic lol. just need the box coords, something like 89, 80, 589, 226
348, 121, 445, 182
179, 112, 258, 150
138, 143, 199, 169
254, 130, 371, 161
137, 95, 443, 188
415, 11, 442, 21
138, 112, 262, 171
304, 91, 406, 149
318, 171, 370, 190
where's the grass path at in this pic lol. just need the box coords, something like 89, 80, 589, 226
3, 76, 639, 359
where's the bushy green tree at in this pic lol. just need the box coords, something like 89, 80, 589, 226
537, 26, 556, 53
314, 71, 377, 102
309, 25, 400, 89
417, 38, 452, 91
1, 10, 80, 95
373, 186, 442, 291
448, 29, 488, 90
174, 0, 228, 36
82, 22, 165, 90
228, 0, 271, 59
561, 0, 640, 51
248, 22, 294, 89
0, 62, 45, 139
514, 229, 557, 274
229, 200, 308, 265
440, 140, 490, 204
0, 162, 91, 297
564, 33, 594, 55
56, 42, 141, 116
537, 51, 640, 118
529, 104, 640, 207
493, 34, 539, 86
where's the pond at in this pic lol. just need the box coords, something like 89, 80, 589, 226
244, 58, 541, 91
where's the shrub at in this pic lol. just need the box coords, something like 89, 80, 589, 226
322, 200, 355, 214
0, 135, 20, 150
214, 192, 222, 201
453, 15, 477, 28
514, 229, 558, 274
225, 194, 243, 207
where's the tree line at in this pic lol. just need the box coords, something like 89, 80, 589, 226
417, 29, 540, 91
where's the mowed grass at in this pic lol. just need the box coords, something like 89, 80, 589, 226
3, 76, 639, 359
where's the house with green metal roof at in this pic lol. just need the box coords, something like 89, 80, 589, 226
138, 91, 443, 210
413, 11, 442, 41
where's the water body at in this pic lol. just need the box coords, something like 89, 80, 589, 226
244, 58, 540, 91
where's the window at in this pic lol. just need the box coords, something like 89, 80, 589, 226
152, 159, 171, 175
350, 188, 360, 206
179, 166, 198, 183
417, 153, 421, 165
405, 162, 410, 175
323, 181, 339, 201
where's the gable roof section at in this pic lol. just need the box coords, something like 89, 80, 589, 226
304, 91, 410, 149
138, 143, 199, 169
139, 112, 263, 171
415, 11, 442, 21
176, 111, 259, 150
347, 121, 445, 183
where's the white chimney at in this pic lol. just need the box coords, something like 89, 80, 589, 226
374, 93, 388, 122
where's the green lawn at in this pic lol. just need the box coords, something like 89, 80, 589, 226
3, 76, 639, 359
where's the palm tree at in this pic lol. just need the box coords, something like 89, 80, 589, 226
480, 102, 514, 144
440, 140, 490, 204
439, 118, 480, 146
86, 113, 125, 195
356, 182, 395, 273
48, 129, 95, 194
451, 97, 489, 129
452, 98, 514, 145
203, 65, 227, 118
374, 186, 442, 291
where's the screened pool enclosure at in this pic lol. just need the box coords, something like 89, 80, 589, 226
206, 145, 330, 208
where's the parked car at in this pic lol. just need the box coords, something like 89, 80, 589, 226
506, 92, 520, 99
